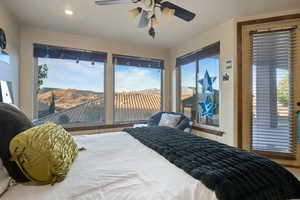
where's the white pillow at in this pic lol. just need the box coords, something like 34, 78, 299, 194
159, 113, 181, 128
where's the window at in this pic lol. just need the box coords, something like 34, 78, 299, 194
113, 55, 163, 123
178, 42, 220, 127
34, 44, 107, 126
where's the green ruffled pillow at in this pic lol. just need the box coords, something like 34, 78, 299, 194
9, 122, 78, 185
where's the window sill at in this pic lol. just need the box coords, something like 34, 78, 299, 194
64, 122, 224, 137
252, 150, 296, 161
64, 120, 147, 132
191, 125, 224, 136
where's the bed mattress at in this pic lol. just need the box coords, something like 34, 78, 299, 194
2, 132, 217, 200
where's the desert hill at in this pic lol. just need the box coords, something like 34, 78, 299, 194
38, 88, 103, 110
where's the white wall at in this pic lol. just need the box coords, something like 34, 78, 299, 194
170, 19, 236, 146
19, 26, 171, 121
0, 2, 20, 105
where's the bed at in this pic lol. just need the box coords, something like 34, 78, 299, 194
2, 131, 217, 200
2, 127, 300, 200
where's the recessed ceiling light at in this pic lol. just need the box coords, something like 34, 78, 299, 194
65, 9, 74, 16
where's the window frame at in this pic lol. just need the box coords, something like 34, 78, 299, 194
112, 54, 164, 124
33, 44, 107, 127
177, 42, 221, 130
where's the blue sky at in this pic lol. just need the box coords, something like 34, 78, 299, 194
181, 57, 220, 91
38, 58, 161, 93
39, 58, 104, 92
115, 65, 161, 92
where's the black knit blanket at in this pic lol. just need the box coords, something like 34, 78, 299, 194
123, 127, 300, 200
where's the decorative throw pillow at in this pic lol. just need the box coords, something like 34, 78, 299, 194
159, 113, 181, 128
9, 122, 79, 185
0, 103, 33, 182
175, 118, 187, 129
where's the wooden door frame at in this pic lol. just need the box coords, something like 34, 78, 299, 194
236, 13, 300, 149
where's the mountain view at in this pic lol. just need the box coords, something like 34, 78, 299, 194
38, 87, 103, 110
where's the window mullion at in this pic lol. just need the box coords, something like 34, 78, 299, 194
105, 53, 114, 124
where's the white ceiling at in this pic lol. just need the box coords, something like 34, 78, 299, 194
3, 0, 300, 48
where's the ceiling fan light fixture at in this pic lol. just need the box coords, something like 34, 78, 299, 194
161, 7, 175, 20
129, 7, 142, 18
150, 15, 158, 28
142, 0, 155, 11
94, 0, 196, 39
138, 10, 150, 28
148, 27, 155, 39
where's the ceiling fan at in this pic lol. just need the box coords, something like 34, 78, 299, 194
95, 0, 196, 39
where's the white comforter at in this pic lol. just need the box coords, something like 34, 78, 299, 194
3, 132, 217, 200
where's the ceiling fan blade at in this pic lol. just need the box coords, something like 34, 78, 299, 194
95, 0, 134, 6
138, 10, 149, 28
161, 1, 195, 22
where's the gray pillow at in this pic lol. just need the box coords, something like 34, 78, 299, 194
159, 113, 181, 128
